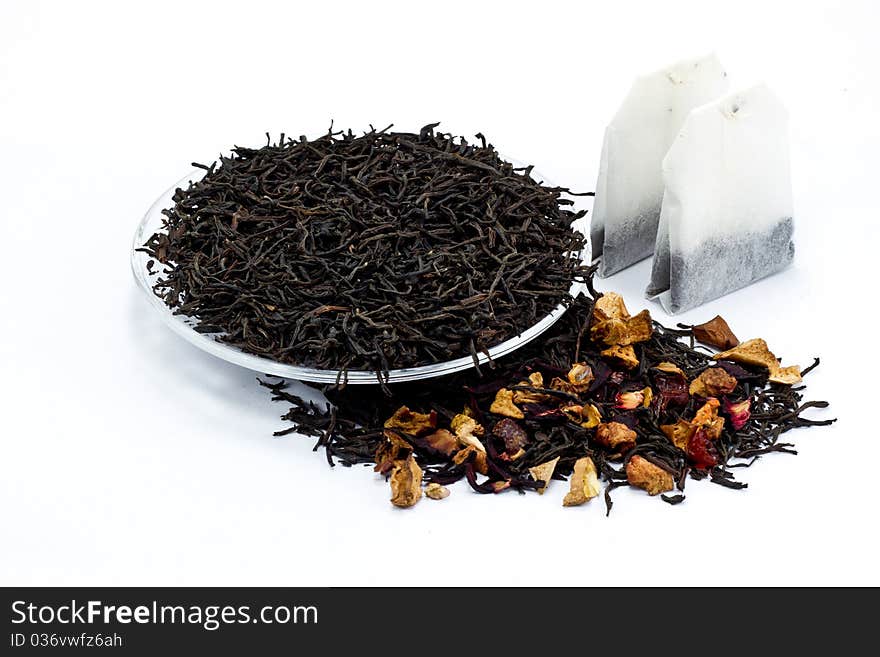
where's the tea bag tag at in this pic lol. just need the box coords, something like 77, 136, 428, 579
591, 54, 728, 277
646, 84, 795, 313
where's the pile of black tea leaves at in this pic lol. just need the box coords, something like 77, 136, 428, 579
262, 266, 835, 512
141, 123, 590, 381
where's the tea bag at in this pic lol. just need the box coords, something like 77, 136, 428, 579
591, 54, 728, 276
646, 84, 795, 314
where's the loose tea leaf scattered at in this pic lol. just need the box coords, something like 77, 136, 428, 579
141, 124, 589, 379
263, 266, 835, 512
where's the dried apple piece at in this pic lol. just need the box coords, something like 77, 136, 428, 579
655, 362, 685, 376
621, 310, 654, 345
512, 372, 551, 404
566, 363, 594, 391
591, 309, 653, 347
423, 429, 458, 456
769, 365, 802, 385
713, 338, 776, 368
582, 404, 602, 428
383, 406, 437, 436
661, 420, 695, 451
489, 388, 525, 419
689, 367, 737, 397
452, 444, 488, 475
591, 317, 628, 345
561, 403, 602, 429
712, 338, 778, 367
594, 421, 637, 452
693, 398, 724, 440
453, 417, 489, 474
592, 292, 630, 322
529, 456, 560, 494
626, 456, 674, 495
451, 412, 483, 436
374, 429, 411, 474
390, 455, 423, 508
692, 315, 739, 350
424, 483, 450, 500
562, 457, 601, 506
713, 338, 802, 385
601, 344, 639, 369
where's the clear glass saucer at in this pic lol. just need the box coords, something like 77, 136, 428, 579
131, 167, 590, 384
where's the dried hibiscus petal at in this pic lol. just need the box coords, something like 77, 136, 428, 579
588, 360, 613, 392
523, 403, 565, 422
686, 428, 718, 469
715, 361, 753, 380
610, 413, 638, 429
653, 371, 689, 412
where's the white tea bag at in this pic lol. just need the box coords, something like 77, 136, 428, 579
646, 84, 795, 314
591, 54, 728, 276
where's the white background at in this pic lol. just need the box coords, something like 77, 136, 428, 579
1, 0, 877, 586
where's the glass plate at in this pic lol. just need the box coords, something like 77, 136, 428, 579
131, 167, 590, 384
